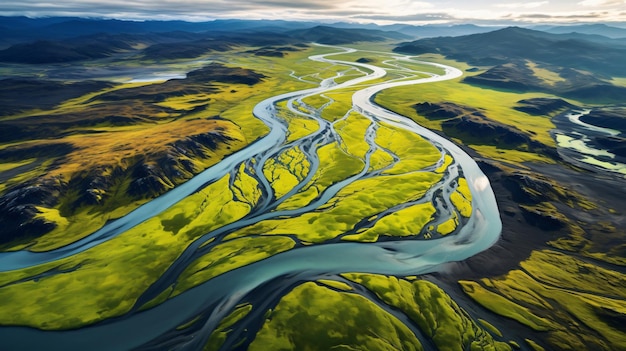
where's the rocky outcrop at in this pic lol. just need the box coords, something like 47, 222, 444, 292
414, 101, 557, 158
0, 128, 237, 245
520, 204, 567, 231
443, 114, 534, 145
596, 136, 626, 157
128, 130, 234, 197
514, 98, 576, 116
413, 102, 475, 120
579, 108, 626, 134
0, 178, 63, 244
463, 63, 538, 91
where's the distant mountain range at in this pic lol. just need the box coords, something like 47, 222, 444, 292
1, 16, 626, 67
540, 23, 626, 39
394, 26, 626, 77
1, 16, 625, 45
0, 24, 412, 64
287, 26, 410, 44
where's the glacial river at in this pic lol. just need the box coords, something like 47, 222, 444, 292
0, 46, 501, 350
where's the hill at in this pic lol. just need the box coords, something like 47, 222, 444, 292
0, 63, 265, 243
389, 24, 499, 38
0, 24, 409, 63
0, 35, 136, 63
0, 79, 114, 117
544, 23, 626, 39
287, 25, 410, 44
0, 17, 411, 47
393, 26, 626, 77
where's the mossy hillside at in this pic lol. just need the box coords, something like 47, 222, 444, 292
460, 250, 626, 350
469, 145, 556, 167
248, 281, 424, 351
22, 117, 247, 251
0, 82, 265, 247
0, 45, 355, 249
377, 80, 556, 143
343, 273, 513, 351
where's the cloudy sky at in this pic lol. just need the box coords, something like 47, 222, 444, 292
1, 0, 625, 24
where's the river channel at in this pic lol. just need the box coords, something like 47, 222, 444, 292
0, 46, 502, 350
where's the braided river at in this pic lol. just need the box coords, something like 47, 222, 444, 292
0, 46, 501, 350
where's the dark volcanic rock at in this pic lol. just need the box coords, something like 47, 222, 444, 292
463, 62, 538, 91
442, 112, 534, 146
413, 102, 475, 120
520, 205, 566, 231
502, 173, 555, 204
141, 39, 232, 60
415, 101, 556, 157
564, 84, 626, 103
515, 98, 576, 116
0, 78, 114, 117
0, 37, 134, 64
580, 108, 626, 134
596, 136, 626, 157
0, 179, 62, 244
128, 130, 234, 198
71, 165, 126, 207
501, 171, 582, 206
0, 143, 75, 161
254, 50, 284, 57
186, 63, 265, 85
127, 163, 170, 198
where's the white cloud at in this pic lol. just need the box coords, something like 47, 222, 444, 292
0, 0, 625, 24
495, 1, 549, 9
578, 0, 625, 6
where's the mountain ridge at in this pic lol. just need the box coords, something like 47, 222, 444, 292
394, 26, 626, 76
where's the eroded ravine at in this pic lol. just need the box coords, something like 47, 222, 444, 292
0, 46, 501, 351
